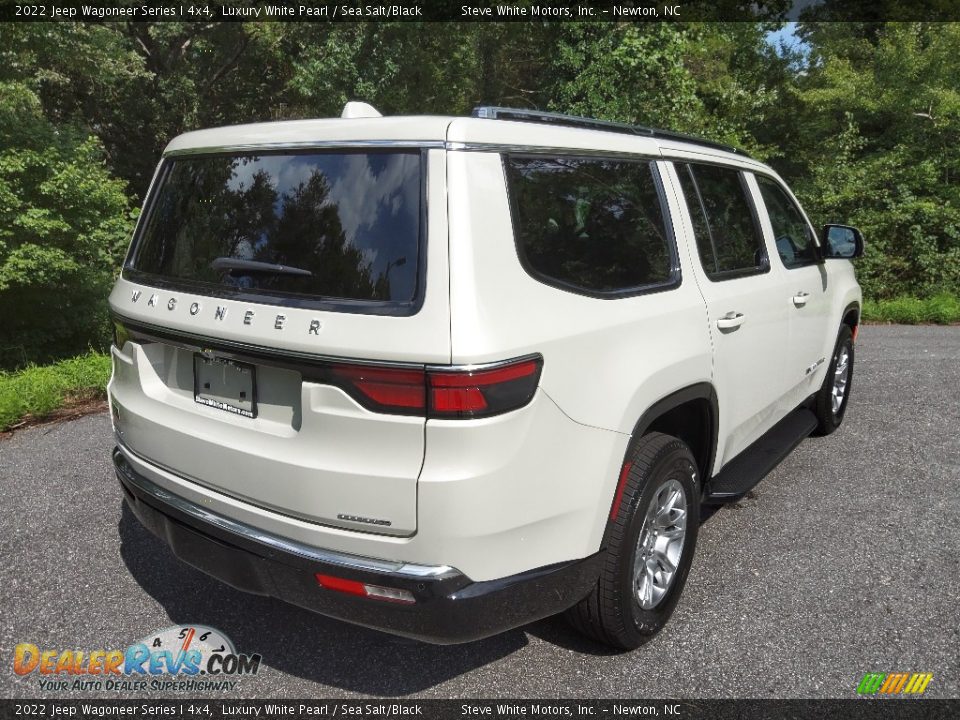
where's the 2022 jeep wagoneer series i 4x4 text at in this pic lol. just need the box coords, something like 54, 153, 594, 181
109, 103, 864, 649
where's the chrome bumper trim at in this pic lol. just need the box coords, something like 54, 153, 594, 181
113, 443, 460, 580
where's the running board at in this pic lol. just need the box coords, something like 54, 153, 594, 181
704, 408, 818, 503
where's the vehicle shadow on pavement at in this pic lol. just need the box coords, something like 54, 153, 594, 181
118, 503, 527, 695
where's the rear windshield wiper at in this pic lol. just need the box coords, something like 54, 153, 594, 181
211, 257, 313, 277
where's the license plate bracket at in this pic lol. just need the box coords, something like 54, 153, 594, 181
193, 354, 257, 419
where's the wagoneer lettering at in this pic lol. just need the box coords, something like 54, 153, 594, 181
109, 103, 863, 647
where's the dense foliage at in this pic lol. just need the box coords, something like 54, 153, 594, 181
0, 21, 957, 367
0, 79, 135, 367
792, 23, 960, 300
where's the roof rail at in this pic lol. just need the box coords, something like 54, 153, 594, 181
471, 106, 748, 157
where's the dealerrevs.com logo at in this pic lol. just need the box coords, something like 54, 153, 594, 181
13, 625, 261, 692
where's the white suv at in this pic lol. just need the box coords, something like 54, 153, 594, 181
109, 104, 863, 649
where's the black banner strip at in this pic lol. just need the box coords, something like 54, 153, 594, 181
1, 699, 959, 720
3, 0, 960, 23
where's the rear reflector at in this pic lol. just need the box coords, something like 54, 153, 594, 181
315, 574, 416, 604
327, 355, 543, 419
609, 462, 633, 521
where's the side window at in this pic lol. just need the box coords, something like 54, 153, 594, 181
505, 156, 676, 295
755, 175, 817, 268
676, 163, 768, 280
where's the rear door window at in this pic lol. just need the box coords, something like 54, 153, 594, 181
504, 155, 678, 296
128, 150, 424, 313
676, 163, 769, 280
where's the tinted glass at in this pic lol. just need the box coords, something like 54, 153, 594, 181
506, 156, 673, 294
131, 151, 422, 305
677, 163, 767, 279
756, 175, 817, 267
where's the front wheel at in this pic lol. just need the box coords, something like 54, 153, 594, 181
813, 325, 854, 436
566, 432, 700, 649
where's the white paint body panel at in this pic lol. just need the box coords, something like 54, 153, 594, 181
445, 152, 713, 437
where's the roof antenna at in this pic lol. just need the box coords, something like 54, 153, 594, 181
341, 101, 383, 119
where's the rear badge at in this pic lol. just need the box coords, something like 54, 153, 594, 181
127, 287, 323, 335
337, 513, 392, 527
804, 357, 826, 376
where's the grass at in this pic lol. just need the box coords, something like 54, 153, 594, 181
0, 351, 111, 432
862, 293, 960, 325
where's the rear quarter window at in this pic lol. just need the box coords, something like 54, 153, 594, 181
127, 150, 424, 314
504, 155, 678, 297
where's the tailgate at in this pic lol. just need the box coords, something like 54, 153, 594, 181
108, 146, 449, 536
109, 333, 425, 536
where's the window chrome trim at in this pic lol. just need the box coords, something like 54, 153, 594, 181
114, 443, 461, 580
446, 141, 660, 160
657, 151, 771, 173
164, 140, 445, 157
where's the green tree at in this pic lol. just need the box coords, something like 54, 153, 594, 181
0, 80, 136, 368
2, 22, 287, 197
792, 22, 960, 298
542, 22, 798, 162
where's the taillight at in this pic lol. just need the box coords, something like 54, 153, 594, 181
428, 357, 543, 419
328, 364, 426, 415
327, 355, 543, 419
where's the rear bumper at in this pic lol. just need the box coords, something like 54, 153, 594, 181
113, 448, 603, 644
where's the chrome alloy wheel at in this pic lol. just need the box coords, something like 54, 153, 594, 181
831, 346, 850, 415
633, 478, 687, 610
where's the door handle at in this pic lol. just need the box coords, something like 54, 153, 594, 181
793, 291, 810, 307
716, 311, 746, 330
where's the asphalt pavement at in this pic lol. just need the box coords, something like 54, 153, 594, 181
2, 325, 958, 699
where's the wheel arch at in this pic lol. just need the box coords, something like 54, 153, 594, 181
597, 383, 717, 560
627, 383, 718, 490
841, 301, 860, 340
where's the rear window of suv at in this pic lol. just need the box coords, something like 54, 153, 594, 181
127, 150, 423, 313
505, 155, 677, 297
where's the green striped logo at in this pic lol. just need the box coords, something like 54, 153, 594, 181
857, 672, 933, 695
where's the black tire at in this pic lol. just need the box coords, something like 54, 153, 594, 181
813, 325, 854, 436
566, 432, 700, 650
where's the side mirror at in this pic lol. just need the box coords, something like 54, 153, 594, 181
821, 224, 864, 259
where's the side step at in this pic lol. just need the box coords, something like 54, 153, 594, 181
704, 408, 818, 503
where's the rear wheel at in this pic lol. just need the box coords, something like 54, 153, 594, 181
566, 432, 699, 649
813, 325, 854, 436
